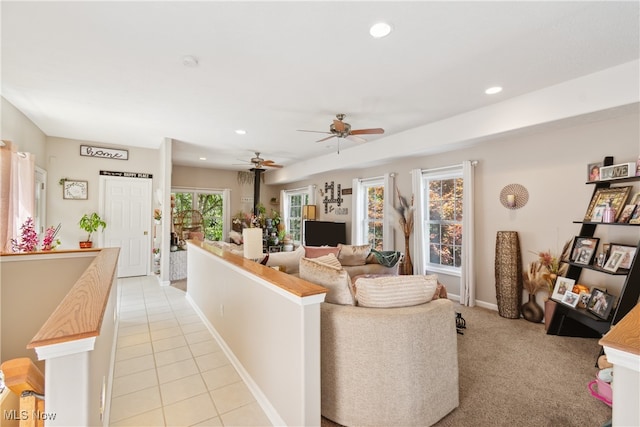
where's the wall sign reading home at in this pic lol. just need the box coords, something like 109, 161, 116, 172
80, 145, 129, 160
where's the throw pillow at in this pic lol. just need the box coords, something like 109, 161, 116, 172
337, 244, 371, 266
355, 275, 438, 308
299, 256, 355, 306
265, 245, 305, 274
304, 246, 340, 259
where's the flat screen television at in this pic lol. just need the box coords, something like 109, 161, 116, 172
304, 220, 347, 247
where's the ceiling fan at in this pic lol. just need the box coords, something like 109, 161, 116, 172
237, 152, 283, 169
298, 113, 385, 144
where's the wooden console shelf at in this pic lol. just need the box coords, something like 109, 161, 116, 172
547, 156, 640, 339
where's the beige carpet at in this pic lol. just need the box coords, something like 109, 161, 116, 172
323, 304, 611, 427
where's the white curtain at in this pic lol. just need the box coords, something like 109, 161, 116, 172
460, 160, 476, 306
410, 169, 425, 274
0, 141, 35, 252
222, 189, 231, 243
307, 184, 316, 205
351, 178, 364, 244
382, 173, 394, 251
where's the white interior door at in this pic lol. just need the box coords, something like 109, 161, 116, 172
101, 176, 152, 277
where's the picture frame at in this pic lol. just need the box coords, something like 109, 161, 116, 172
603, 249, 626, 272
618, 204, 637, 223
570, 236, 600, 265
587, 288, 615, 320
587, 162, 603, 182
578, 292, 591, 309
62, 180, 88, 200
561, 290, 580, 308
551, 277, 575, 302
608, 243, 637, 270
583, 186, 632, 222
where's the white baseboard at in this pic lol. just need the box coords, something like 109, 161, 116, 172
448, 293, 498, 311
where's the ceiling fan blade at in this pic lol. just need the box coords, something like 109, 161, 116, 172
316, 135, 337, 143
333, 119, 346, 132
350, 128, 385, 135
263, 163, 283, 168
346, 135, 367, 144
297, 129, 331, 134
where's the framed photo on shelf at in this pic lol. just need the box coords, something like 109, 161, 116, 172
62, 180, 88, 200
561, 290, 580, 308
618, 204, 637, 223
570, 236, 599, 265
578, 292, 591, 309
551, 277, 575, 302
587, 288, 615, 320
603, 250, 625, 272
608, 243, 637, 270
583, 186, 632, 222
587, 162, 603, 182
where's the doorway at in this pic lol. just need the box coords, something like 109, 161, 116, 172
100, 175, 152, 277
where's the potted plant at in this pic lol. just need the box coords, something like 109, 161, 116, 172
79, 212, 107, 248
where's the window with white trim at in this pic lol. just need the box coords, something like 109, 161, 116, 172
171, 189, 225, 241
360, 179, 385, 251
423, 169, 463, 272
284, 189, 309, 243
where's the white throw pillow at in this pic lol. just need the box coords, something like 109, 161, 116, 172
355, 275, 438, 308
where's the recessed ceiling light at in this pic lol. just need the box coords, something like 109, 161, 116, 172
235, 129, 247, 135
485, 86, 503, 95
182, 55, 199, 67
370, 22, 392, 38
199, 157, 207, 161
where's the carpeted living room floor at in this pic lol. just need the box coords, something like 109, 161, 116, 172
171, 279, 611, 427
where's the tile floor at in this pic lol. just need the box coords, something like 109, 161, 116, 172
109, 275, 272, 427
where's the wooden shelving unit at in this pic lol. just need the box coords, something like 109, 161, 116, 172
546, 156, 640, 338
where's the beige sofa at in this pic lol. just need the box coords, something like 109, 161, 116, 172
320, 298, 459, 427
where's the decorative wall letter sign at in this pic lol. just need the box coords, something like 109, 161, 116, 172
81, 145, 129, 160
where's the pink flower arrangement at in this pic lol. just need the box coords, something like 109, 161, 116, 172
41, 224, 61, 251
11, 217, 39, 252
11, 218, 61, 252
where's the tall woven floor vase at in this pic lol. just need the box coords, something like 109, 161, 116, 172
495, 231, 523, 319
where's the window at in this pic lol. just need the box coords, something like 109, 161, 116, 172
424, 171, 463, 271
362, 180, 384, 251
284, 190, 309, 243
172, 190, 225, 241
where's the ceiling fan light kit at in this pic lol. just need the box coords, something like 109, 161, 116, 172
298, 114, 385, 153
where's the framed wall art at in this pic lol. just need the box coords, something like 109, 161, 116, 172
62, 180, 88, 200
583, 186, 632, 222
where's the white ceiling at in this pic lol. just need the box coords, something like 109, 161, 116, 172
2, 1, 639, 181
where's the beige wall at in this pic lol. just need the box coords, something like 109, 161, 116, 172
1, 97, 47, 168
281, 112, 640, 306
45, 137, 162, 249
0, 252, 97, 371
172, 165, 281, 218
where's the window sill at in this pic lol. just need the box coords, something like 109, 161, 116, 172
425, 265, 461, 278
